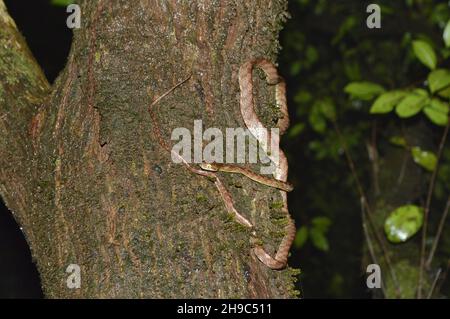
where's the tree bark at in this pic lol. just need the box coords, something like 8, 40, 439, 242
0, 0, 298, 298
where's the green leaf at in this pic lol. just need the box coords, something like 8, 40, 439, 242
51, 0, 75, 6
344, 82, 385, 100
310, 228, 329, 251
428, 69, 450, 93
308, 216, 332, 251
311, 216, 332, 232
411, 147, 438, 171
290, 61, 301, 76
423, 99, 449, 126
332, 16, 357, 45
370, 90, 407, 114
395, 91, 428, 118
379, 4, 394, 15
317, 99, 336, 121
412, 40, 437, 70
288, 123, 306, 138
384, 205, 424, 243
412, 88, 429, 97
294, 90, 312, 104
294, 226, 308, 249
309, 102, 327, 133
344, 62, 361, 81
389, 136, 408, 147
444, 20, 450, 48
437, 86, 450, 98
305, 46, 319, 65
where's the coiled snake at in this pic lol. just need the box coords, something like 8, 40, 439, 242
149, 58, 295, 270
236, 59, 295, 270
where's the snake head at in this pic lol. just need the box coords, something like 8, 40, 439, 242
199, 162, 218, 172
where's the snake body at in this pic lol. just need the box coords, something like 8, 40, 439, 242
149, 58, 295, 270
149, 79, 255, 230
236, 58, 295, 270
200, 163, 293, 192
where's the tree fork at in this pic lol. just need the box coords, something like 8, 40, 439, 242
0, 0, 299, 298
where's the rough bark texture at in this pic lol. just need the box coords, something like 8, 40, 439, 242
0, 0, 299, 298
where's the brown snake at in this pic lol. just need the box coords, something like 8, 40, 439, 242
236, 58, 295, 270
149, 77, 254, 230
200, 163, 293, 192
149, 59, 295, 270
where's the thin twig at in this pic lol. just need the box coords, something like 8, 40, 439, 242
436, 261, 450, 295
366, 141, 380, 196
396, 125, 409, 186
418, 118, 450, 298
370, 121, 380, 195
396, 149, 409, 186
426, 196, 450, 269
150, 75, 192, 107
361, 197, 387, 298
426, 268, 442, 299
332, 120, 401, 298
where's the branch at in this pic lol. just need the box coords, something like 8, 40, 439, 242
418, 118, 450, 298
426, 268, 442, 299
0, 0, 50, 220
426, 196, 450, 269
332, 120, 402, 298
361, 197, 386, 297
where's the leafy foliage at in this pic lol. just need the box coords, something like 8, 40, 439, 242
412, 40, 437, 70
282, 0, 450, 298
50, 0, 75, 7
411, 146, 438, 171
371, 91, 407, 114
384, 205, 424, 243
294, 216, 332, 251
344, 82, 385, 101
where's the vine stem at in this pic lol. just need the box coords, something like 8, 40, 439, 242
361, 197, 386, 298
426, 268, 442, 299
418, 118, 450, 298
332, 120, 401, 298
426, 196, 450, 269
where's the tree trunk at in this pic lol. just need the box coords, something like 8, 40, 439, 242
0, 0, 299, 298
